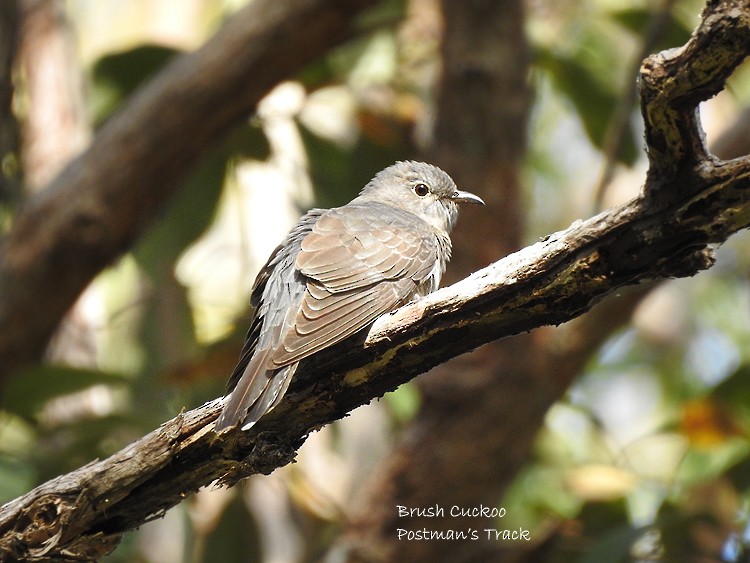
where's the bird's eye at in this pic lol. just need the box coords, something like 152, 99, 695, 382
413, 183, 429, 197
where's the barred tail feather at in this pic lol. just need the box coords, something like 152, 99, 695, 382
239, 363, 297, 430
215, 347, 296, 430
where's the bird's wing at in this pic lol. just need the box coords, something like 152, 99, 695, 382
270, 203, 439, 366
224, 209, 325, 394
296, 203, 437, 290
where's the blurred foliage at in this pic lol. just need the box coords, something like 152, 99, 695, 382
90, 44, 180, 124
300, 116, 415, 209
535, 47, 640, 166
3, 0, 750, 562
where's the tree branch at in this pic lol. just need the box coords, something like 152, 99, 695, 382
0, 0, 749, 561
640, 0, 749, 180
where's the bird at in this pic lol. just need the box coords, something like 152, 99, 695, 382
215, 161, 484, 431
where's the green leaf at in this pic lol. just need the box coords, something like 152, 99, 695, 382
90, 44, 180, 125
0, 455, 35, 504
535, 48, 639, 166
355, 0, 407, 32
611, 8, 692, 52
299, 113, 414, 208
132, 147, 225, 272
297, 0, 406, 91
33, 415, 139, 482
198, 492, 262, 563
712, 365, 750, 409
2, 364, 128, 418
579, 523, 651, 563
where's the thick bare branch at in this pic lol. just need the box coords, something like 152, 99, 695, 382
640, 0, 750, 180
0, 0, 749, 561
1, 153, 749, 560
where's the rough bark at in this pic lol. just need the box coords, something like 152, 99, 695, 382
0, 154, 746, 559
0, 174, 731, 559
0, 0, 749, 561
0, 0, 378, 392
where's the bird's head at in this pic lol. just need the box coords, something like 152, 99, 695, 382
355, 161, 484, 233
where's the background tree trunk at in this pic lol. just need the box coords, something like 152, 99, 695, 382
337, 1, 750, 561
341, 1, 536, 560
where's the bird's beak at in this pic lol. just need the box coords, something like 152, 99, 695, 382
449, 190, 485, 205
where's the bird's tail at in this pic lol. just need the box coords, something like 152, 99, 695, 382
215, 349, 297, 431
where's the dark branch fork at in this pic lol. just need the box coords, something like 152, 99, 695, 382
0, 0, 749, 560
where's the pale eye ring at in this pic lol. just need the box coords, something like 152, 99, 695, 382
414, 183, 429, 197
